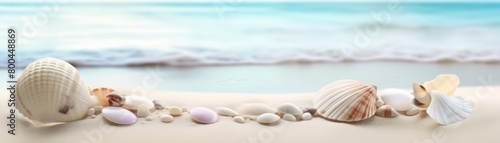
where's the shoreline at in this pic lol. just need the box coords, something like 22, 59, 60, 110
1, 86, 499, 143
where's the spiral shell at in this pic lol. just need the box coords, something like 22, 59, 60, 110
313, 80, 377, 122
16, 58, 99, 124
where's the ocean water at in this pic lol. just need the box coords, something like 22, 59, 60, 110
1, 2, 500, 67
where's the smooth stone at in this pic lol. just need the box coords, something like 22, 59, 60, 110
87, 108, 96, 116
90, 115, 97, 119
257, 113, 280, 124
145, 116, 153, 121
215, 107, 239, 117
169, 106, 183, 116
282, 114, 296, 121
303, 107, 317, 115
181, 106, 189, 112
302, 112, 312, 120
123, 96, 155, 110
93, 106, 103, 112
233, 116, 245, 123
379, 88, 414, 111
136, 104, 151, 118
406, 107, 420, 116
160, 114, 174, 123
153, 100, 164, 110
190, 107, 218, 124
102, 107, 137, 125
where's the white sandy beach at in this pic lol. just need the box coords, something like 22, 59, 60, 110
1, 86, 499, 143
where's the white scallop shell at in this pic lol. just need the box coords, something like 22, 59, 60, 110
276, 103, 303, 116
413, 74, 460, 106
257, 113, 280, 124
122, 96, 154, 110
426, 90, 472, 125
282, 114, 297, 121
16, 58, 99, 125
215, 107, 239, 117
313, 80, 378, 122
375, 105, 399, 118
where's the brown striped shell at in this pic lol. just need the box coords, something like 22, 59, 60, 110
313, 80, 377, 122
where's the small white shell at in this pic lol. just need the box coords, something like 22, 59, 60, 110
257, 113, 280, 124
233, 116, 245, 123
302, 113, 312, 120
136, 104, 151, 118
375, 105, 399, 118
282, 114, 297, 121
277, 103, 303, 116
160, 114, 174, 123
406, 107, 420, 116
169, 106, 183, 116
87, 108, 96, 116
215, 107, 239, 117
123, 96, 154, 110
427, 90, 472, 125
16, 58, 99, 125
375, 100, 384, 108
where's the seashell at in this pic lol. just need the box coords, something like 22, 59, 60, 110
106, 93, 126, 107
145, 116, 153, 121
215, 107, 239, 117
233, 116, 245, 123
16, 58, 99, 125
282, 114, 296, 122
136, 104, 151, 118
102, 107, 137, 125
90, 87, 115, 107
302, 112, 312, 120
257, 113, 280, 124
379, 88, 414, 111
375, 100, 384, 108
313, 80, 377, 122
160, 114, 174, 123
93, 106, 103, 114
190, 107, 218, 124
375, 105, 399, 118
413, 74, 460, 106
169, 106, 183, 116
87, 108, 96, 116
181, 106, 189, 112
237, 103, 276, 116
152, 100, 164, 110
122, 96, 154, 111
426, 90, 472, 125
405, 107, 420, 116
276, 103, 303, 116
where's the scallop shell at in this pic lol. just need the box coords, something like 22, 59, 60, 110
313, 80, 378, 122
122, 96, 154, 110
90, 87, 115, 107
16, 58, 99, 124
413, 74, 460, 106
276, 103, 302, 116
375, 105, 399, 118
257, 113, 280, 124
215, 107, 239, 117
427, 90, 472, 125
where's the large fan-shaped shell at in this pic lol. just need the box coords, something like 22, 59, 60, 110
313, 80, 377, 122
427, 90, 472, 125
16, 58, 99, 124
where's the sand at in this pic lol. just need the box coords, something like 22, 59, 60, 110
1, 86, 499, 143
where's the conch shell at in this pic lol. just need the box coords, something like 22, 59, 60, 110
16, 58, 99, 125
313, 80, 377, 122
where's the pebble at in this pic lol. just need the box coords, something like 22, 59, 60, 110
137, 104, 151, 118
102, 107, 137, 125
406, 107, 420, 116
93, 106, 103, 114
190, 107, 218, 124
181, 106, 189, 112
87, 108, 96, 116
153, 100, 164, 110
169, 106, 183, 116
160, 114, 174, 123
302, 112, 312, 120
283, 114, 296, 122
233, 116, 245, 123
380, 88, 414, 111
145, 116, 153, 121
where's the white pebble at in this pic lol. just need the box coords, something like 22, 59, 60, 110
283, 114, 296, 122
302, 112, 312, 120
160, 114, 174, 123
87, 108, 96, 116
90, 115, 97, 119
376, 100, 384, 108
93, 106, 103, 114
406, 107, 420, 116
181, 106, 189, 112
169, 106, 183, 116
136, 104, 151, 118
145, 116, 153, 121
233, 116, 245, 123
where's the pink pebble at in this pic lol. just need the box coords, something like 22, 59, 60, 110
102, 107, 137, 125
190, 107, 218, 124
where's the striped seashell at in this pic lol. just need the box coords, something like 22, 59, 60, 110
90, 87, 115, 107
16, 58, 99, 125
375, 105, 399, 118
426, 90, 472, 125
313, 80, 378, 122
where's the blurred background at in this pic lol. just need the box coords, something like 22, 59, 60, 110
1, 0, 500, 93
